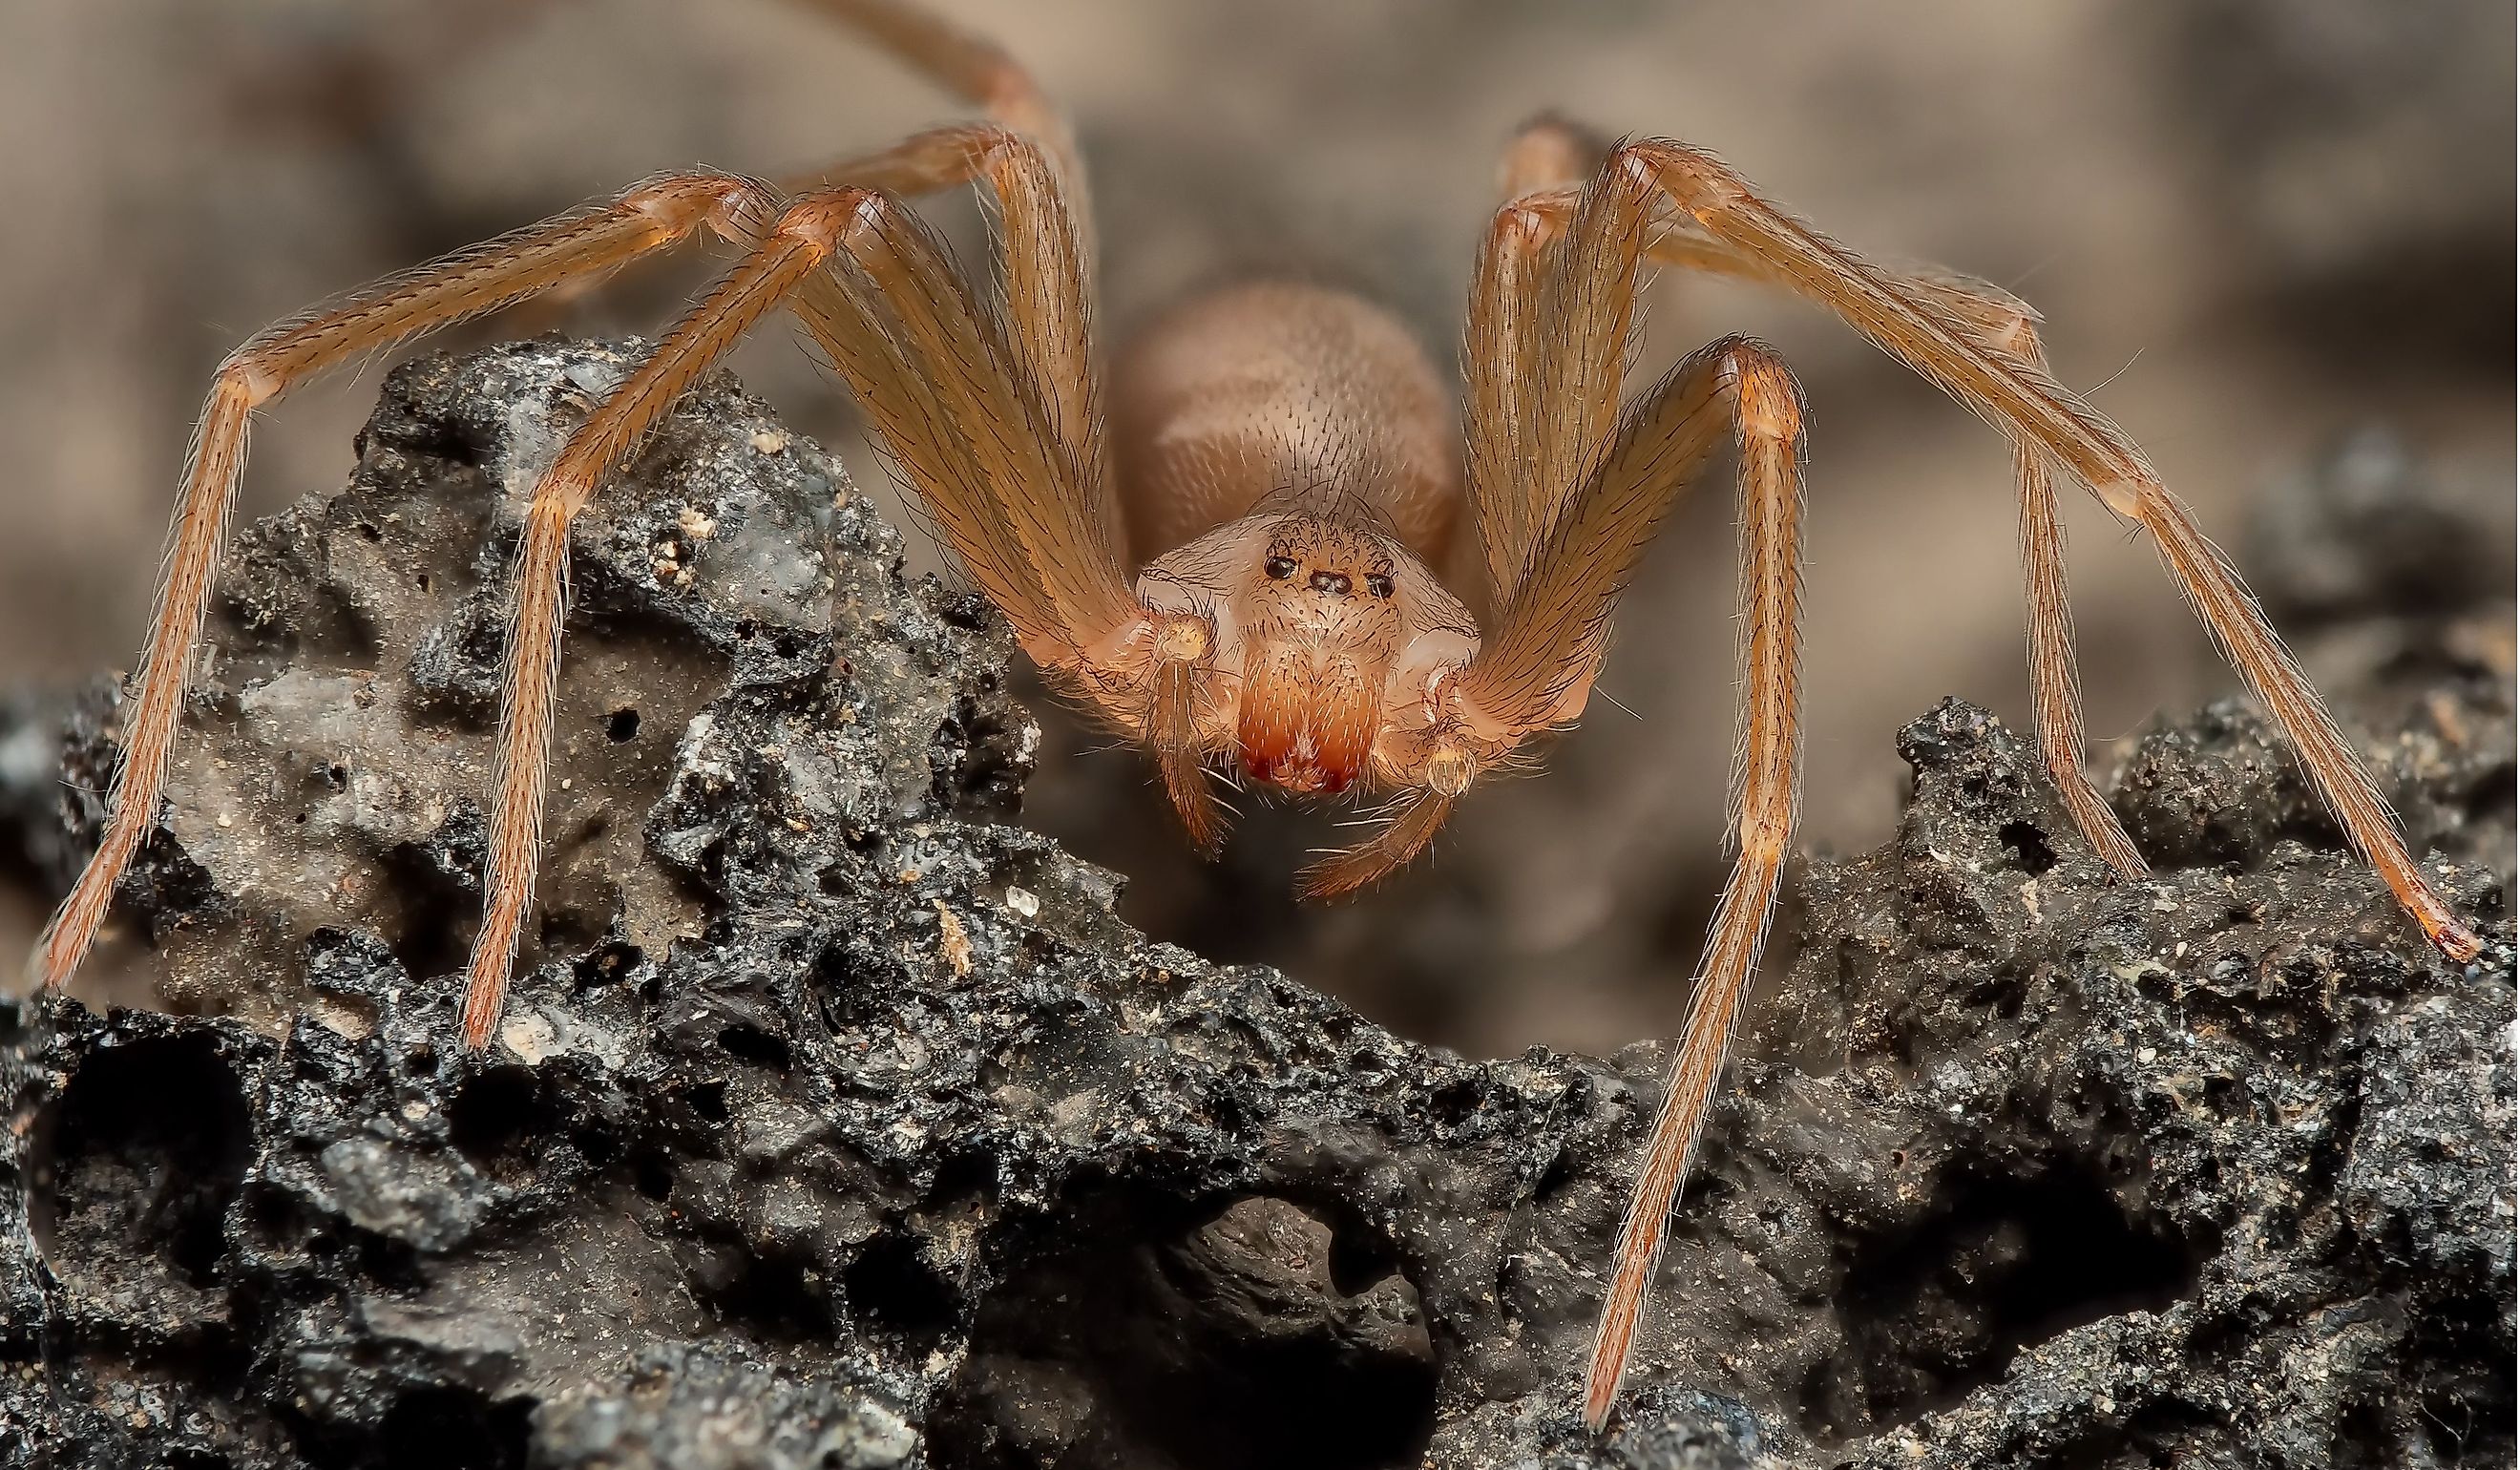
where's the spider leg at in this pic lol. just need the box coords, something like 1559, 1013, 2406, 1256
1446, 136, 2473, 1430
1463, 119, 1591, 607
1669, 246, 2150, 877
1462, 192, 1556, 609
1497, 113, 1606, 202
778, 0, 1087, 227
464, 188, 873, 1048
2012, 438, 2150, 878
791, 142, 1127, 675
1294, 780, 1463, 899
1614, 139, 2475, 962
1454, 158, 1673, 734
1585, 343, 1804, 1432
801, 152, 1216, 844
1840, 262, 2148, 876
1508, 141, 2149, 877
468, 132, 1151, 1045
28, 170, 779, 998
781, 1, 1104, 481
1460, 304, 1812, 1424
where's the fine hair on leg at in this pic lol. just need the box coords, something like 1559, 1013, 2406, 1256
29, 172, 782, 998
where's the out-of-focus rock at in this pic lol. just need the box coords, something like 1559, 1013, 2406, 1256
2232, 428, 2517, 892
2244, 429, 2517, 631
0, 341, 2508, 1469
2147, 0, 2514, 364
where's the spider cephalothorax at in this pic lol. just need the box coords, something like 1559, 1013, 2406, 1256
1133, 508, 1479, 798
32, 0, 2482, 1435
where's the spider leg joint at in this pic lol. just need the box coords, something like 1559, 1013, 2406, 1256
1425, 738, 1478, 799
2089, 471, 2151, 521
1151, 612, 1212, 664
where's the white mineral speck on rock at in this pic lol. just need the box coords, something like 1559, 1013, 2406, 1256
501, 1009, 557, 1063
563, 359, 625, 395
310, 997, 374, 1042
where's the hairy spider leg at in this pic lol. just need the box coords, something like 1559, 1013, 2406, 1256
1585, 343, 1804, 1432
34, 0, 1125, 1015
1478, 136, 2487, 1431
1364, 151, 1824, 1431
29, 171, 782, 998
1614, 138, 2476, 964
465, 125, 1143, 1046
1461, 123, 1585, 611
1493, 142, 2477, 974
1870, 264, 2148, 879
1641, 225, 2151, 879
1510, 163, 2148, 880
783, 0, 1086, 209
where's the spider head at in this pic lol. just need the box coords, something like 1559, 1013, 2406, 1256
1135, 511, 1477, 798
1232, 514, 1406, 793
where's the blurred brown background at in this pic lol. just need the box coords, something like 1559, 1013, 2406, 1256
0, 0, 2510, 1058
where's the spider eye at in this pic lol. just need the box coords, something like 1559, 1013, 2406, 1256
1264, 556, 1298, 580
1365, 572, 1394, 599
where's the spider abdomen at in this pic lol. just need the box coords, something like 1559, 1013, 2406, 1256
1109, 280, 1460, 565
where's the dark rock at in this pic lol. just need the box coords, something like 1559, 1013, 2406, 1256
2144, 0, 2513, 367
2244, 429, 2516, 631
0, 340, 2509, 1469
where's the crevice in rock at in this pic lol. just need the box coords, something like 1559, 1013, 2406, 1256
1810, 1165, 2204, 1441
446, 1064, 561, 1178
294, 1386, 534, 1470
934, 1190, 1438, 1470
844, 1228, 960, 1349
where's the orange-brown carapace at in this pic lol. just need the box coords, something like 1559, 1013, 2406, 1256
1113, 283, 1480, 800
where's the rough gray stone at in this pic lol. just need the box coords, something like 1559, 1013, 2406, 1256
0, 340, 2509, 1469
2243, 428, 2516, 631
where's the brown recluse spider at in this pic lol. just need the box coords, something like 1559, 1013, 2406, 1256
28, 0, 2482, 1431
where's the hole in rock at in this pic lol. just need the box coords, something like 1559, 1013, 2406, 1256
447, 1065, 562, 1176
374, 837, 477, 988
629, 1149, 677, 1202
1998, 820, 2058, 876
931, 1190, 1437, 1470
718, 1022, 793, 1070
361, 1387, 533, 1470
574, 940, 643, 991
685, 1079, 730, 1124
31, 1032, 252, 1289
1805, 1166, 2200, 1441
711, 1248, 833, 1343
846, 1231, 960, 1347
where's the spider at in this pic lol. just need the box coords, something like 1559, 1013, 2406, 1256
27, 0, 2482, 1434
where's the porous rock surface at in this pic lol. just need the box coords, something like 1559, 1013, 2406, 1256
0, 341, 2510, 1469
